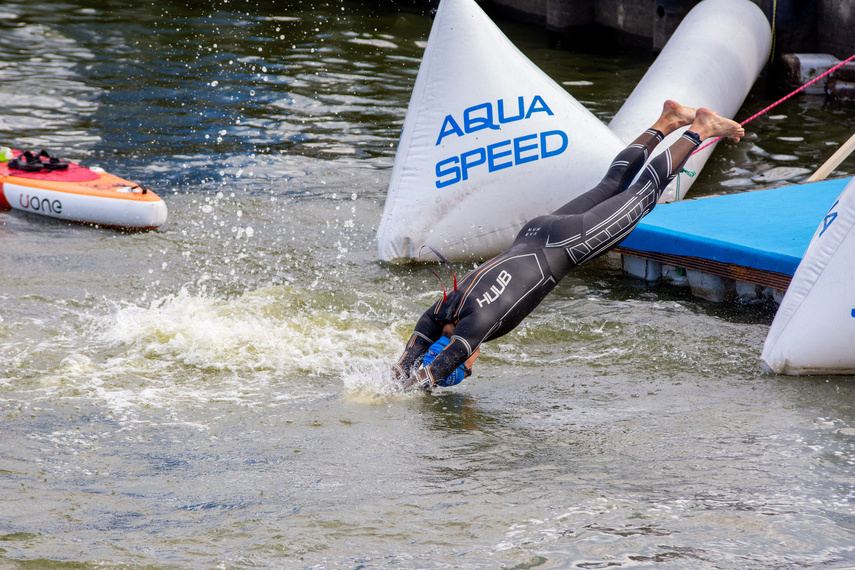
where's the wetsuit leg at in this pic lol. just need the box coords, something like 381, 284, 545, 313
549, 131, 702, 272
552, 129, 664, 216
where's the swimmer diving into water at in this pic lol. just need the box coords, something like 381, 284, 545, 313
393, 101, 744, 391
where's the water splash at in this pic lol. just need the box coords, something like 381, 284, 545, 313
341, 361, 414, 405
107, 284, 404, 380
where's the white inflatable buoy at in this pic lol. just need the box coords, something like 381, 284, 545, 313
760, 177, 855, 375
609, 0, 771, 202
377, 0, 770, 262
376, 0, 625, 262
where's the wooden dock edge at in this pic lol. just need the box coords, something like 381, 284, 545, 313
613, 247, 792, 304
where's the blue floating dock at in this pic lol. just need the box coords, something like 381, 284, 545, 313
614, 176, 851, 300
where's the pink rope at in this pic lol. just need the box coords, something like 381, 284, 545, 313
694, 53, 855, 154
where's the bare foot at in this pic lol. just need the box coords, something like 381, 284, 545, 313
652, 99, 697, 136
689, 108, 744, 142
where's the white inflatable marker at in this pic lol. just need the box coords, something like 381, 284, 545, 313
609, 0, 771, 202
376, 0, 625, 262
760, 177, 855, 374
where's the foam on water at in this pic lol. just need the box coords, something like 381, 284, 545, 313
107, 284, 404, 378
2, 283, 418, 420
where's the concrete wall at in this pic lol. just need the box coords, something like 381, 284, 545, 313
548, 0, 594, 30
489, 0, 547, 21
483, 0, 721, 50
487, 0, 595, 30
594, 0, 651, 42
819, 0, 855, 58
481, 0, 855, 58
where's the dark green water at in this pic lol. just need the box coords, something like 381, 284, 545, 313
2, 1, 855, 568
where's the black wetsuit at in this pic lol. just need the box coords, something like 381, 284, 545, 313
395, 128, 701, 386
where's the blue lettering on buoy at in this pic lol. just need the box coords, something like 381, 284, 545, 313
487, 139, 512, 171
463, 102, 500, 136
460, 148, 487, 181
524, 95, 553, 119
540, 130, 568, 158
513, 133, 538, 165
435, 128, 569, 188
498, 97, 525, 123
435, 156, 461, 187
819, 199, 839, 237
436, 116, 465, 146
435, 95, 555, 146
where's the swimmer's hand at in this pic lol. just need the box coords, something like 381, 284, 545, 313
394, 344, 481, 392
402, 363, 470, 392
405, 366, 435, 392
392, 364, 433, 392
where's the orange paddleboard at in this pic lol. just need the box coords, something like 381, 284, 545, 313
0, 149, 167, 229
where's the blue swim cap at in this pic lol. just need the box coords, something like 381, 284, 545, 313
422, 336, 467, 387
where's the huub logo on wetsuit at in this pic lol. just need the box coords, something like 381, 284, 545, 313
476, 269, 512, 307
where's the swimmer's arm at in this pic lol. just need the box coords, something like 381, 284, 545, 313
464, 347, 480, 375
